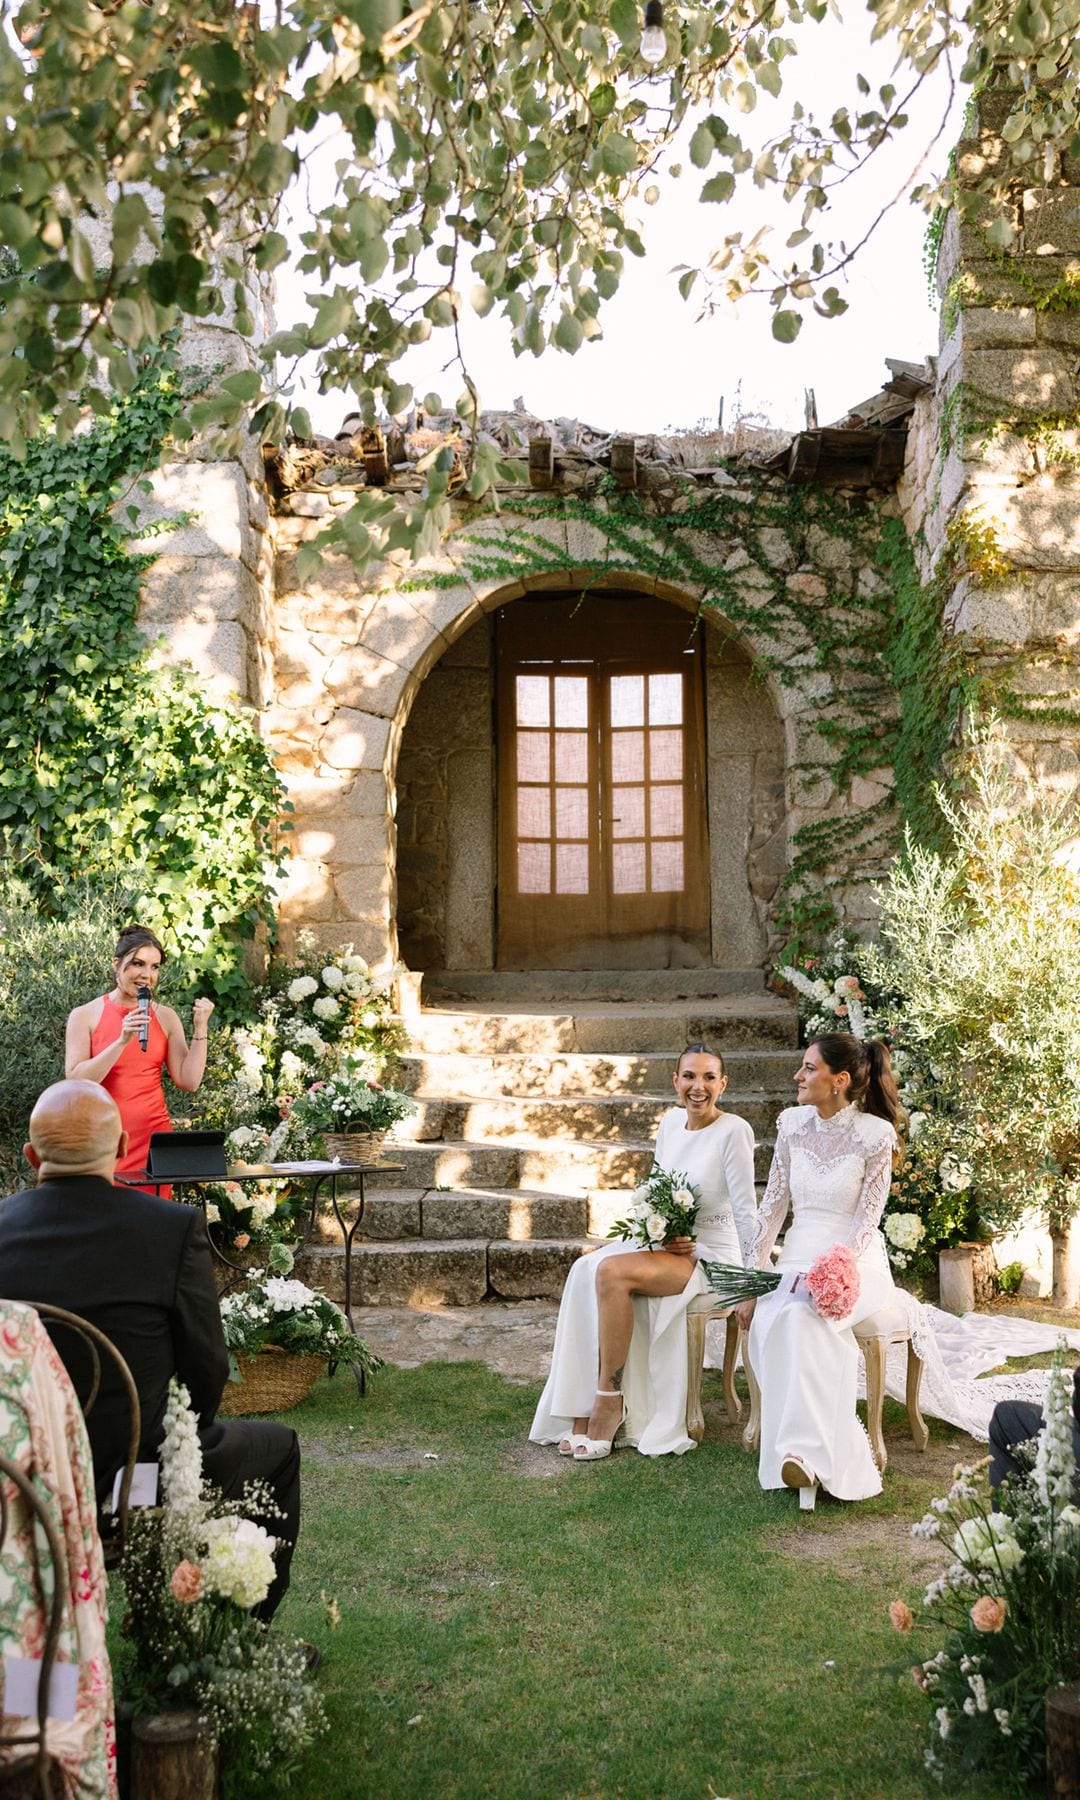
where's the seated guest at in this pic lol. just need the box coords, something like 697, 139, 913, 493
0, 1080, 300, 1622
989, 1366, 1080, 1497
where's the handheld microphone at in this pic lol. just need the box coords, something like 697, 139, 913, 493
136, 985, 152, 1053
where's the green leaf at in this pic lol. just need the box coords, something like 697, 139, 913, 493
554, 312, 583, 352
771, 310, 802, 343
221, 370, 262, 402
700, 173, 735, 204
589, 84, 617, 121
689, 123, 715, 169
599, 133, 638, 178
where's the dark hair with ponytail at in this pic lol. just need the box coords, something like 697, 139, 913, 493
113, 924, 166, 967
675, 1041, 726, 1077
810, 1034, 900, 1132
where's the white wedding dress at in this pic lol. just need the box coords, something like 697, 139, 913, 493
747, 1104, 898, 1501
529, 1107, 757, 1457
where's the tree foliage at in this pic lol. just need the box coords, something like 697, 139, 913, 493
3, 0, 1079, 558
0, 352, 288, 1003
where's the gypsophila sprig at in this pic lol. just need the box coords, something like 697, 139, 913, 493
898, 1345, 1080, 1788
608, 1165, 700, 1250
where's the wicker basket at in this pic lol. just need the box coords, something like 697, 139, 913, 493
217, 1348, 325, 1416
323, 1128, 387, 1165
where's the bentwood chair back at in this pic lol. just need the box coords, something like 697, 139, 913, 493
0, 1451, 65, 1797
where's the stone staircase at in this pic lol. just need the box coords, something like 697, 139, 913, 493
296, 983, 798, 1307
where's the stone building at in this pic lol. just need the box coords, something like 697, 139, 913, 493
127, 100, 1080, 1302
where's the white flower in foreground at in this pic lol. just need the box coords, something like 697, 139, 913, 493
321, 965, 344, 991
884, 1212, 925, 1252
205, 1202, 220, 1224
201, 1515, 277, 1608
953, 1513, 1025, 1573
264, 1276, 317, 1312
313, 995, 340, 1020
161, 1381, 203, 1518
287, 976, 318, 1003
1034, 1350, 1076, 1513
645, 1212, 667, 1243
343, 971, 366, 996
672, 1188, 694, 1210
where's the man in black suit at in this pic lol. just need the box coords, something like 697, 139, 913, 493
988, 1365, 1080, 1498
0, 1079, 300, 1621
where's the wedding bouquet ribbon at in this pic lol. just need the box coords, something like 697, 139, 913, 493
702, 1243, 861, 1320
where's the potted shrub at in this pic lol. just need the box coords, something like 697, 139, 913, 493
291, 1065, 416, 1164
218, 1262, 382, 1414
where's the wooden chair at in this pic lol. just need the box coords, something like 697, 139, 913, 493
740, 1299, 930, 1472
685, 1301, 743, 1443
28, 1304, 141, 1565
0, 1451, 65, 1797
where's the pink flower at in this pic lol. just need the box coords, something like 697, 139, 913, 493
912, 1665, 929, 1691
170, 1561, 203, 1604
277, 1094, 295, 1118
970, 1595, 1007, 1633
889, 1600, 914, 1633
234, 1232, 251, 1250
806, 1244, 861, 1321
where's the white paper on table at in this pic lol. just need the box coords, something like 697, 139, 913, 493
3, 1656, 80, 1721
269, 1160, 341, 1174
109, 1461, 158, 1513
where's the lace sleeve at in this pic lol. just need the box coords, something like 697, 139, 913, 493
747, 1128, 791, 1269
848, 1135, 895, 1257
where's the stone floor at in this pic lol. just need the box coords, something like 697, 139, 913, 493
353, 1299, 559, 1385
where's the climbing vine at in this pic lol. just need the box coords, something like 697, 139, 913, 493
0, 352, 288, 1009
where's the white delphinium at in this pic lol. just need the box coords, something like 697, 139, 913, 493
321, 965, 344, 991
313, 995, 339, 1021
1034, 1344, 1076, 1520
201, 1516, 278, 1608
287, 976, 318, 1003
161, 1381, 204, 1519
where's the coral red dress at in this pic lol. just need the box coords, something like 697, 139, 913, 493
89, 995, 173, 1197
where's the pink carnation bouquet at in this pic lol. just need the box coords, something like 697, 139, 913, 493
804, 1243, 860, 1320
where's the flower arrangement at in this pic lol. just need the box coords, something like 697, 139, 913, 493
608, 1166, 700, 1249
777, 931, 898, 1044
701, 1244, 860, 1320
120, 1381, 326, 1793
203, 1180, 300, 1253
291, 1066, 416, 1140
896, 1346, 1080, 1787
219, 1263, 383, 1384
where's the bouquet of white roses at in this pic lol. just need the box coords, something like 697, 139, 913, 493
609, 1165, 700, 1250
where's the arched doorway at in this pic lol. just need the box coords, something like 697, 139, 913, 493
395, 586, 785, 976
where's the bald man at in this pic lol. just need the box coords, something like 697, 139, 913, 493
0, 1080, 300, 1622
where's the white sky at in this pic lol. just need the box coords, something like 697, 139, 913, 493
275, 8, 966, 437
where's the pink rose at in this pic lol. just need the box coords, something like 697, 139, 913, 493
170, 1561, 203, 1604
970, 1595, 1007, 1633
234, 1232, 251, 1249
889, 1600, 914, 1634
806, 1244, 861, 1321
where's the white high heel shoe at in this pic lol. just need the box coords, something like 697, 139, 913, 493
573, 1391, 627, 1462
781, 1455, 819, 1511
558, 1434, 589, 1457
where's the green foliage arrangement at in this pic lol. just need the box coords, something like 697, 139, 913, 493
291, 1070, 416, 1138
0, 354, 287, 1008
899, 1351, 1080, 1789
219, 1269, 378, 1376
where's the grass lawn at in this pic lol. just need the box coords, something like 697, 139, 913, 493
259, 1362, 991, 1800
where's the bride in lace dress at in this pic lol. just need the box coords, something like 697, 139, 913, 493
530, 1044, 756, 1460
736, 1034, 901, 1511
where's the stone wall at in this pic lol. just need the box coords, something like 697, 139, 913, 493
898, 94, 1080, 804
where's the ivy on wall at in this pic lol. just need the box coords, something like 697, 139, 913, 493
0, 352, 287, 1008
400, 475, 932, 953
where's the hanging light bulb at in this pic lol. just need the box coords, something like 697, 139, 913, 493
640, 0, 666, 65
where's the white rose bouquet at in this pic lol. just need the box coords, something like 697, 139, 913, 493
608, 1164, 700, 1250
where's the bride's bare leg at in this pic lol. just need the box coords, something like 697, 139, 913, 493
586, 1250, 697, 1441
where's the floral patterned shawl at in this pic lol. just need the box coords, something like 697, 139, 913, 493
0, 1300, 116, 1798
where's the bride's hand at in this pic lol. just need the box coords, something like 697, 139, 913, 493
734, 1298, 757, 1330
667, 1237, 694, 1257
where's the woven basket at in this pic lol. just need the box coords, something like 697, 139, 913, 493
323, 1128, 387, 1165
217, 1348, 325, 1416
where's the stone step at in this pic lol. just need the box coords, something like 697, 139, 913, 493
310, 1183, 765, 1245
368, 1136, 773, 1191
425, 968, 767, 1002
296, 1236, 591, 1306
393, 1092, 781, 1144
406, 1001, 798, 1055
396, 1047, 796, 1099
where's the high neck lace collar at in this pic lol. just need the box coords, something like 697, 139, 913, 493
811, 1104, 856, 1135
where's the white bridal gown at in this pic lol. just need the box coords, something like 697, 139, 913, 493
529, 1107, 757, 1457
748, 1104, 897, 1502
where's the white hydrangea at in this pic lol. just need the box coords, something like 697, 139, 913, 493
343, 953, 367, 975
884, 1212, 925, 1252
321, 965, 344, 991
342, 971, 367, 996
264, 1276, 317, 1313
293, 1025, 328, 1055
160, 1381, 203, 1518
287, 976, 319, 1003
248, 1194, 279, 1224
201, 1515, 278, 1608
313, 996, 340, 1021
953, 1512, 1025, 1573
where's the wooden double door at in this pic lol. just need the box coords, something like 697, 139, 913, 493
496, 594, 710, 969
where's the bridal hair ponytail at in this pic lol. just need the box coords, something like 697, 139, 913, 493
810, 1034, 900, 1132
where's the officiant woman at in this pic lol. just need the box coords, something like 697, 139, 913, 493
530, 1043, 756, 1460
64, 924, 214, 1193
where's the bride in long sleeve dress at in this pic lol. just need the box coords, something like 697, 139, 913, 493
530, 1044, 757, 1459
738, 1034, 901, 1510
